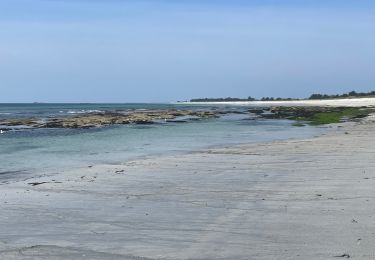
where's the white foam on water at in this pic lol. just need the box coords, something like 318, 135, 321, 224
66, 110, 104, 114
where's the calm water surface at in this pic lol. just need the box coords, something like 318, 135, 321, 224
0, 103, 327, 180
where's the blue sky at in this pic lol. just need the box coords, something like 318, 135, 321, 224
0, 0, 374, 102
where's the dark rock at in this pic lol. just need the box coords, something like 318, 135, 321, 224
334, 253, 350, 258
248, 108, 265, 114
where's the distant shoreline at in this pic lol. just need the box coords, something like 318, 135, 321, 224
181, 97, 375, 107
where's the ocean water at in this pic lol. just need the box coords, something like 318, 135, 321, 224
0, 103, 326, 180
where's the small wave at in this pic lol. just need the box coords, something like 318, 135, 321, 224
0, 112, 11, 115
66, 110, 104, 114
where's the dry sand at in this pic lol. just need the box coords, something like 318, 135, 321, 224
1, 116, 375, 259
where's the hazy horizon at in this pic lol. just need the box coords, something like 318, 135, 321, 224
1, 0, 374, 103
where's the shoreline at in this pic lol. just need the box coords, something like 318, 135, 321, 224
181, 97, 375, 107
0, 119, 328, 185
1, 116, 375, 259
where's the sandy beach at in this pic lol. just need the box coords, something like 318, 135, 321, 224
2, 0, 375, 258
1, 115, 375, 259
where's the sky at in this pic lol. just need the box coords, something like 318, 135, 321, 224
0, 0, 374, 103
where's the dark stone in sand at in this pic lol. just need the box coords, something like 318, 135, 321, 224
334, 253, 350, 258
28, 182, 49, 186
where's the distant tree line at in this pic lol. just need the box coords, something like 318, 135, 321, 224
189, 90, 375, 102
190, 97, 256, 102
260, 97, 298, 101
189, 96, 298, 102
308, 90, 375, 100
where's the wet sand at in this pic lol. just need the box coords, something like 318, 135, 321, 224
1, 116, 375, 259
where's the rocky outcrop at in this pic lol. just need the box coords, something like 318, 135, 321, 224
0, 110, 218, 129
1, 106, 372, 129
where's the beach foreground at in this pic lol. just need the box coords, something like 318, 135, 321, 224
1, 116, 375, 259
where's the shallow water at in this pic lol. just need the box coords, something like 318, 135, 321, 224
0, 103, 327, 180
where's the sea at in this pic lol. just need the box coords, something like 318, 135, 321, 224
0, 103, 327, 181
